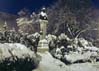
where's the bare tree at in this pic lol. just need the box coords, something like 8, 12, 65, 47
47, 0, 97, 39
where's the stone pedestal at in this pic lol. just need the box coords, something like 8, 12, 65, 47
40, 20, 48, 39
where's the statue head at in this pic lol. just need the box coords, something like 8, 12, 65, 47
41, 7, 46, 12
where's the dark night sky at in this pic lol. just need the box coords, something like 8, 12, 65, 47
0, 0, 98, 14
0, 0, 56, 14
92, 0, 99, 8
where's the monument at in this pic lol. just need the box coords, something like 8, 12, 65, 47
39, 7, 48, 39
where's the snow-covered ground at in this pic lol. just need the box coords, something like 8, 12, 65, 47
33, 52, 99, 71
33, 52, 68, 71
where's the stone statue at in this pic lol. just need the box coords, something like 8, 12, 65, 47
39, 7, 48, 39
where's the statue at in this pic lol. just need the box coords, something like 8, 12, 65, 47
39, 7, 48, 39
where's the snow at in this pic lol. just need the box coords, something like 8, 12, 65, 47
40, 12, 47, 17
33, 52, 99, 71
34, 52, 68, 71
